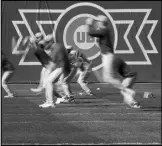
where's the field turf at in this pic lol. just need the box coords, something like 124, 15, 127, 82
1, 83, 161, 145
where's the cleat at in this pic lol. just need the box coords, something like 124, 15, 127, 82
4, 94, 14, 98
39, 102, 55, 108
39, 102, 47, 107
78, 90, 85, 95
86, 92, 94, 96
129, 102, 141, 109
68, 96, 75, 102
79, 90, 94, 96
61, 96, 75, 103
61, 99, 70, 103
79, 92, 84, 95
55, 97, 66, 104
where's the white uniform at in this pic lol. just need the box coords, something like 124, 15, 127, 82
65, 49, 93, 95
29, 34, 73, 108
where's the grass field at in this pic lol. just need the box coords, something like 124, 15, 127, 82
1, 83, 161, 145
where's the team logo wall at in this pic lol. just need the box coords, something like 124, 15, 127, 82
12, 2, 158, 68
108, 9, 158, 65
55, 3, 116, 71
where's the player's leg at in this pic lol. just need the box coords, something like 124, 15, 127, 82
55, 66, 77, 104
118, 60, 137, 88
2, 71, 14, 98
30, 67, 46, 93
64, 66, 78, 83
120, 61, 154, 99
77, 66, 93, 95
39, 68, 53, 105
61, 71, 75, 102
118, 60, 141, 107
102, 53, 140, 108
54, 81, 67, 104
104, 72, 139, 108
40, 67, 63, 108
63, 66, 77, 97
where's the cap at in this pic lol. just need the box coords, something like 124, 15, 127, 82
96, 15, 108, 23
66, 45, 73, 50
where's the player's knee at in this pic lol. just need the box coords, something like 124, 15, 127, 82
78, 79, 87, 87
77, 79, 83, 84
43, 78, 52, 87
45, 82, 53, 90
77, 79, 80, 84
122, 72, 137, 88
2, 81, 6, 87
1, 78, 7, 86
62, 81, 68, 87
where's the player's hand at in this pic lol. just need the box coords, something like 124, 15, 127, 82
29, 36, 36, 43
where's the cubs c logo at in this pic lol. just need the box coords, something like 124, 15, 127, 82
55, 2, 117, 71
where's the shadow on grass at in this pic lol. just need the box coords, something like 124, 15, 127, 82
2, 97, 105, 144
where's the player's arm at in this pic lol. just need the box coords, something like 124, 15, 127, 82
20, 36, 37, 51
79, 52, 91, 64
74, 50, 90, 64
28, 36, 38, 50
44, 34, 55, 50
68, 51, 80, 67
44, 34, 54, 44
22, 36, 30, 45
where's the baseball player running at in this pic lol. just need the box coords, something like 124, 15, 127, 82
86, 15, 140, 108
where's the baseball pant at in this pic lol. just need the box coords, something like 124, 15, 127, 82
102, 53, 137, 105
65, 62, 92, 93
2, 71, 14, 96
43, 67, 72, 103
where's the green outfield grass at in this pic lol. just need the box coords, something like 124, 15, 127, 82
1, 83, 161, 145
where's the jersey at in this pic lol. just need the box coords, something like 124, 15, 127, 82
49, 43, 71, 74
68, 50, 91, 71
29, 37, 53, 68
2, 52, 15, 72
69, 50, 90, 65
88, 23, 114, 54
38, 34, 55, 51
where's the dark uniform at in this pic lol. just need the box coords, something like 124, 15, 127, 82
88, 23, 114, 54
2, 52, 15, 72
29, 37, 54, 69
49, 43, 71, 75
88, 22, 136, 84
87, 18, 140, 108
36, 36, 71, 74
